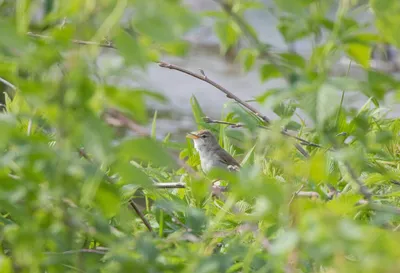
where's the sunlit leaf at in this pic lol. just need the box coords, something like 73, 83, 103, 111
345, 43, 371, 68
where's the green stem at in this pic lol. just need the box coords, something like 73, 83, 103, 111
335, 60, 352, 126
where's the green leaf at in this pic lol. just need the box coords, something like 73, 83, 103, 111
259, 64, 281, 82
114, 30, 148, 68
345, 43, 371, 68
95, 182, 121, 218
83, 114, 114, 164
190, 95, 206, 126
0, 115, 16, 150
232, 105, 258, 132
104, 86, 149, 124
317, 84, 341, 126
114, 161, 153, 187
0, 255, 13, 273
279, 52, 306, 68
370, 0, 400, 47
214, 20, 239, 53
273, 101, 296, 118
133, 1, 198, 43
238, 48, 258, 72
118, 137, 176, 169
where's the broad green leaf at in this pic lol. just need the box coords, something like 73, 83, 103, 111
238, 48, 258, 72
214, 20, 240, 53
95, 182, 121, 218
279, 52, 306, 68
317, 84, 341, 126
259, 64, 281, 82
0, 115, 16, 150
0, 255, 12, 273
273, 0, 315, 15
114, 30, 148, 68
114, 161, 153, 187
345, 43, 371, 68
118, 137, 176, 169
370, 0, 400, 47
103, 86, 149, 123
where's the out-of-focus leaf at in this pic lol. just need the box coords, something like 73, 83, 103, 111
238, 48, 258, 72
114, 30, 148, 68
232, 105, 258, 132
214, 20, 240, 53
118, 137, 176, 169
0, 255, 12, 273
0, 115, 16, 150
345, 43, 371, 68
370, 0, 400, 47
317, 84, 341, 126
133, 0, 198, 43
366, 71, 400, 100
103, 86, 148, 123
95, 182, 121, 218
273, 101, 296, 118
259, 63, 281, 82
273, 0, 314, 15
0, 19, 30, 53
279, 52, 306, 68
277, 16, 310, 42
114, 161, 153, 187
186, 207, 207, 235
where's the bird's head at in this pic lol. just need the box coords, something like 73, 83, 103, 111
186, 129, 219, 151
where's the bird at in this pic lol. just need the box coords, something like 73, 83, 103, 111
186, 129, 240, 174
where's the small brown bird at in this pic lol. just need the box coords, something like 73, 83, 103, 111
186, 129, 240, 174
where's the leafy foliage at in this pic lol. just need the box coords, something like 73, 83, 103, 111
1, 0, 400, 273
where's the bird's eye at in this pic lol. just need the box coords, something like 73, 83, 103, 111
201, 134, 207, 138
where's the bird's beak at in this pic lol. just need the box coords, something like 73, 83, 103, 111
186, 132, 199, 139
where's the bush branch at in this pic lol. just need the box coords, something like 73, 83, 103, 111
158, 61, 271, 124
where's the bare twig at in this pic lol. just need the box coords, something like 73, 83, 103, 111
45, 248, 108, 255
158, 61, 271, 124
344, 163, 372, 202
129, 199, 153, 232
154, 182, 186, 189
289, 185, 305, 206
203, 117, 323, 149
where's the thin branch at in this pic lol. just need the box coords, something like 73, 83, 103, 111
344, 162, 372, 202
203, 117, 323, 149
289, 185, 305, 206
129, 199, 153, 232
158, 61, 271, 124
158, 62, 311, 158
154, 182, 186, 189
45, 248, 108, 255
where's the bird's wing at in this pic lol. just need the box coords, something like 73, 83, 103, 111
217, 149, 241, 170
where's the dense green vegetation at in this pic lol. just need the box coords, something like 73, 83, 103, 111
1, 0, 400, 272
